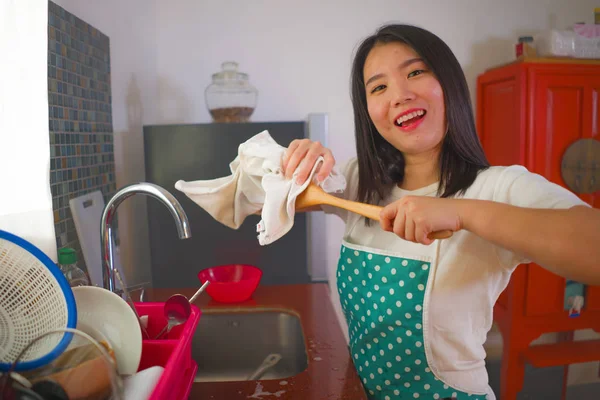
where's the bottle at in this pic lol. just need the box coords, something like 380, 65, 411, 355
515, 36, 536, 59
58, 247, 90, 287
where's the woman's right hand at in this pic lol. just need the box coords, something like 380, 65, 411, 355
282, 139, 335, 185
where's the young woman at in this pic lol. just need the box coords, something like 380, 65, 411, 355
283, 24, 600, 400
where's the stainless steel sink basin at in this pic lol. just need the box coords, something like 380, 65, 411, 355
192, 309, 308, 382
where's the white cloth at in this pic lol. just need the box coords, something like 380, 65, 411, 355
174, 130, 346, 245
323, 158, 589, 397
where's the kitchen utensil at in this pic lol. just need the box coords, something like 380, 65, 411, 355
70, 192, 151, 295
33, 354, 113, 399
10, 328, 122, 400
0, 371, 43, 400
197, 264, 262, 303
27, 341, 117, 400
1, 377, 45, 400
72, 286, 142, 375
69, 191, 125, 288
114, 269, 150, 339
122, 366, 164, 400
247, 353, 282, 381
189, 280, 210, 304
31, 380, 69, 400
151, 282, 207, 339
154, 295, 192, 339
0, 230, 77, 372
295, 183, 454, 240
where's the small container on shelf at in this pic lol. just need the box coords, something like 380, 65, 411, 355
515, 36, 537, 59
205, 61, 258, 123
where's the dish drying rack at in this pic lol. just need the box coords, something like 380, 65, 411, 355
135, 302, 201, 400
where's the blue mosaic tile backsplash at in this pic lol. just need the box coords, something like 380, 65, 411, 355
48, 1, 116, 270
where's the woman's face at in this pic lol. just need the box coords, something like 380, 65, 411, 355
363, 42, 446, 159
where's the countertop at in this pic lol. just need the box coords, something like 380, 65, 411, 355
144, 283, 367, 399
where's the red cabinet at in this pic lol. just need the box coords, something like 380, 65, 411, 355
477, 58, 600, 400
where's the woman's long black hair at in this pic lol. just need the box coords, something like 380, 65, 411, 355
350, 24, 489, 205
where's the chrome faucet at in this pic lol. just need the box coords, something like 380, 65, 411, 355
100, 182, 192, 292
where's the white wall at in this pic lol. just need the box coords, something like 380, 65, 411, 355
52, 0, 599, 385
0, 0, 56, 260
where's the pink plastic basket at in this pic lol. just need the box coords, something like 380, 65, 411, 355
134, 302, 201, 400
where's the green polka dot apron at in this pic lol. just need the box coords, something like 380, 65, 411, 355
336, 241, 487, 400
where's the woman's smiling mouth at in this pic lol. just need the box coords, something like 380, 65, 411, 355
394, 109, 427, 131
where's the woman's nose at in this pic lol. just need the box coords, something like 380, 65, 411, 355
391, 82, 416, 106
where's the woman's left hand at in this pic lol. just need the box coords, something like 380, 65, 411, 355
379, 196, 463, 245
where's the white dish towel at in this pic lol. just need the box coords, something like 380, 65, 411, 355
174, 130, 346, 245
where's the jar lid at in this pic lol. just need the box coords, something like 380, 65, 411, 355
212, 61, 249, 82
58, 247, 77, 264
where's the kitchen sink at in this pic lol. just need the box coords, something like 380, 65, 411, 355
191, 309, 308, 382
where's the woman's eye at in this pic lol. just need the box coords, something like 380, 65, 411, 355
408, 69, 426, 78
370, 84, 386, 94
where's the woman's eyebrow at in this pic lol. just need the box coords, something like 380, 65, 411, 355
365, 58, 424, 87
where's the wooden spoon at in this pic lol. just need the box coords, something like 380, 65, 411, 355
296, 184, 453, 240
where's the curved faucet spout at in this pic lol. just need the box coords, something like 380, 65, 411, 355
101, 182, 191, 292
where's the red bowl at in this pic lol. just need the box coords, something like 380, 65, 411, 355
197, 264, 262, 303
